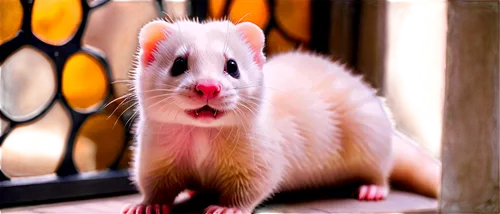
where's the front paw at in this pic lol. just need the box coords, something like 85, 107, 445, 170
122, 204, 170, 214
205, 205, 248, 214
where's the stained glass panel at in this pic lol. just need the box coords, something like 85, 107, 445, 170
32, 0, 83, 46
0, 46, 57, 122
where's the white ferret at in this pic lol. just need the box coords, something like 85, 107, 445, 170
122, 19, 441, 214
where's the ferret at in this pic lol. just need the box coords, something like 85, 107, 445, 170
122, 18, 441, 214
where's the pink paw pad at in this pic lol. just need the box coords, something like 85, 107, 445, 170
357, 185, 388, 201
205, 205, 246, 214
122, 204, 169, 214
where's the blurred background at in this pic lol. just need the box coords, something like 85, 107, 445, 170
0, 0, 496, 212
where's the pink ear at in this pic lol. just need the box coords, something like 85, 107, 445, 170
235, 22, 266, 69
138, 20, 172, 65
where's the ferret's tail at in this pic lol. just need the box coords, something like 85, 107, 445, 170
389, 131, 441, 198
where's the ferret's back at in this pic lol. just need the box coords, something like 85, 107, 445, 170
262, 51, 393, 191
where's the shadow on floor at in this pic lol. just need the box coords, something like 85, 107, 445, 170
171, 181, 439, 213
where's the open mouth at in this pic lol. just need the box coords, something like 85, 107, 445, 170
185, 105, 225, 120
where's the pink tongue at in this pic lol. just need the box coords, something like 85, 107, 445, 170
197, 110, 214, 117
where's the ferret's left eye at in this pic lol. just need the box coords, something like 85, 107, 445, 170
225, 59, 240, 79
170, 57, 188, 77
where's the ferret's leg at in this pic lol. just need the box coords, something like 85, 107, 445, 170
122, 138, 184, 214
205, 157, 282, 213
352, 142, 392, 201
346, 164, 390, 201
357, 184, 389, 201
205, 183, 275, 214
202, 173, 277, 214
340, 98, 393, 201
123, 170, 184, 214
205, 205, 245, 214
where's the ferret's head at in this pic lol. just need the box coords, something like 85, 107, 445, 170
133, 19, 266, 127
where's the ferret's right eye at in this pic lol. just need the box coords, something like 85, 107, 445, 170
170, 57, 188, 77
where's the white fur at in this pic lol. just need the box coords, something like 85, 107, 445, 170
127, 19, 437, 213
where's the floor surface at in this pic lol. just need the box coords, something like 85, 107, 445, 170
3, 189, 438, 213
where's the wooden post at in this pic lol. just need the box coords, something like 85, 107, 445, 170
356, 0, 387, 91
328, 0, 387, 91
440, 1, 499, 212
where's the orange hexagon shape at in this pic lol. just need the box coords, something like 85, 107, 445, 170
32, 0, 82, 46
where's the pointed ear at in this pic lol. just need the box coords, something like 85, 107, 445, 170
138, 20, 172, 65
235, 22, 266, 69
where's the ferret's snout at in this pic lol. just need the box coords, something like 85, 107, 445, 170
195, 81, 221, 99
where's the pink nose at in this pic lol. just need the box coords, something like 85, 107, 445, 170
195, 81, 221, 99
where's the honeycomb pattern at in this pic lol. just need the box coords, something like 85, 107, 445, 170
31, 0, 83, 46
73, 112, 125, 172
0, 46, 57, 122
0, 0, 310, 180
0, 0, 168, 178
2, 102, 70, 177
82, 0, 162, 101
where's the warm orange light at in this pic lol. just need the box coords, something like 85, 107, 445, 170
81, 1, 161, 101
73, 113, 125, 172
62, 52, 108, 111
266, 29, 295, 55
209, 0, 227, 19
32, 0, 82, 46
229, 0, 269, 29
0, 0, 23, 45
275, 0, 311, 42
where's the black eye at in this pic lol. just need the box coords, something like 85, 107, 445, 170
225, 59, 240, 79
170, 57, 188, 77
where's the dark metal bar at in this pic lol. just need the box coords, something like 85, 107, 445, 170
310, 0, 332, 53
223, 0, 233, 18
189, 0, 208, 20
0, 171, 9, 182
154, 0, 164, 17
0, 169, 137, 208
349, 0, 362, 67
20, 0, 34, 35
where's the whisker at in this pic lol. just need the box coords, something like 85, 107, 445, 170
163, 12, 174, 23
227, 124, 241, 158
157, 99, 176, 142
112, 79, 134, 84
224, 17, 231, 54
139, 88, 178, 94
236, 101, 258, 118
102, 92, 135, 110
235, 12, 252, 25
124, 108, 141, 128
182, 125, 197, 145
211, 125, 224, 142
241, 95, 287, 116
114, 102, 139, 128
232, 84, 290, 95
117, 94, 174, 128
172, 101, 185, 121
107, 95, 136, 120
